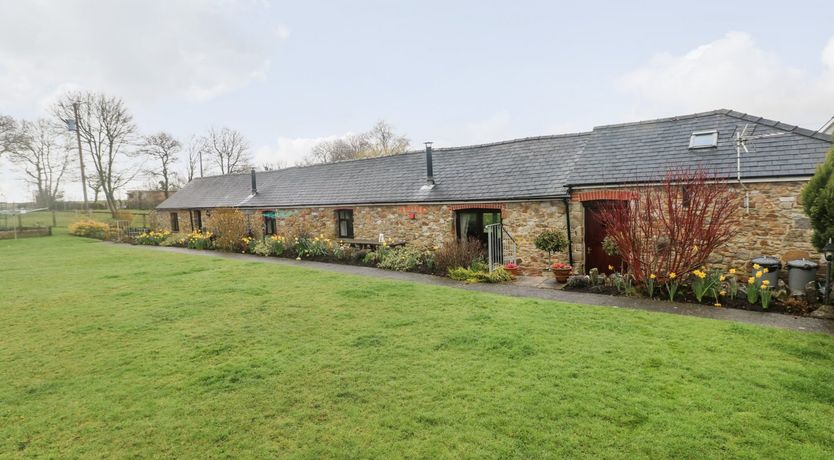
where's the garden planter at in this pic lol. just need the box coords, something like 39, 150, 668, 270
504, 267, 520, 278
552, 268, 571, 283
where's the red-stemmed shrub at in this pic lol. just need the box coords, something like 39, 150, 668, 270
598, 168, 741, 283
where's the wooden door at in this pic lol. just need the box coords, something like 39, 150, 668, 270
584, 201, 625, 274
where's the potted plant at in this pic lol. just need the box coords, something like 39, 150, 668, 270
534, 229, 569, 270
551, 262, 572, 282
504, 262, 520, 278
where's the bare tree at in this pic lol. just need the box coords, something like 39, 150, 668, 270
367, 120, 410, 156
0, 115, 22, 158
262, 160, 287, 171
200, 127, 250, 175
304, 120, 410, 165
6, 118, 72, 208
140, 132, 180, 198
54, 91, 139, 217
183, 135, 204, 181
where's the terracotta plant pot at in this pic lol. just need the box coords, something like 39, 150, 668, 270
504, 267, 520, 278
552, 268, 571, 283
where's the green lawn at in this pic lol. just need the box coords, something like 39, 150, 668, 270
1, 209, 151, 229
2, 236, 834, 458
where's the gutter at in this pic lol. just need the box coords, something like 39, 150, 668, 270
563, 196, 574, 266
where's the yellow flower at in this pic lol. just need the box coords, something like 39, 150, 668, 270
608, 265, 614, 271
669, 272, 677, 279
729, 268, 736, 274
763, 268, 769, 273
714, 303, 722, 308
719, 275, 726, 282
753, 263, 761, 270
747, 277, 755, 284
755, 271, 763, 278
761, 279, 770, 286
296, 257, 301, 261
649, 273, 656, 279
719, 290, 727, 296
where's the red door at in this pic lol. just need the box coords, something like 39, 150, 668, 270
584, 201, 625, 274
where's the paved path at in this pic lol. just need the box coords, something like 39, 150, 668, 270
119, 243, 834, 335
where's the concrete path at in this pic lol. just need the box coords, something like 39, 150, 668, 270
118, 243, 834, 335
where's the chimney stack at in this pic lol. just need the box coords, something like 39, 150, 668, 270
424, 142, 435, 185
250, 168, 257, 195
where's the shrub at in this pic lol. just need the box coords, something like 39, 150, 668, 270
534, 229, 568, 263
135, 230, 170, 246
377, 246, 424, 272
252, 240, 274, 256
601, 235, 619, 256
68, 220, 110, 239
801, 145, 834, 251
433, 238, 484, 274
161, 233, 188, 247
294, 235, 333, 258
267, 235, 286, 256
187, 231, 213, 250
448, 266, 512, 283
565, 275, 591, 289
599, 168, 740, 283
207, 208, 248, 252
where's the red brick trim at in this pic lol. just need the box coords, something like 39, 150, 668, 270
448, 203, 507, 211
573, 190, 638, 202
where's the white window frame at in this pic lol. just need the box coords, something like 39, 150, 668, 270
689, 130, 718, 149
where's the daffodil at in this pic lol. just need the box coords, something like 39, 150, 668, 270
729, 268, 736, 274
714, 303, 722, 308
719, 275, 726, 282
608, 265, 614, 271
753, 263, 761, 270
649, 273, 656, 279
669, 272, 677, 279
755, 271, 763, 278
748, 277, 755, 284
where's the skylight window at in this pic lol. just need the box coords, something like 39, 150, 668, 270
689, 130, 718, 149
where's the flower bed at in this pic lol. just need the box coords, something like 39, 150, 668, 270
102, 227, 511, 283
563, 265, 818, 316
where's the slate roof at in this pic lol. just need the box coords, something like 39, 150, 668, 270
569, 109, 833, 187
157, 132, 589, 209
157, 109, 832, 210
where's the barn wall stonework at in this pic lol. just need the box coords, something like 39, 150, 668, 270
569, 180, 819, 274
150, 180, 817, 276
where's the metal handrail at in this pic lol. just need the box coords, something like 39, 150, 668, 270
485, 223, 518, 272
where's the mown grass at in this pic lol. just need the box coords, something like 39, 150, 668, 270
1, 209, 150, 229
1, 235, 834, 458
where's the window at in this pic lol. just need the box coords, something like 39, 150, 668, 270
336, 210, 354, 238
170, 212, 179, 232
263, 211, 276, 235
455, 209, 501, 244
192, 210, 202, 231
689, 130, 718, 149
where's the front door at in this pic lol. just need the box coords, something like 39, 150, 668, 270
584, 201, 625, 274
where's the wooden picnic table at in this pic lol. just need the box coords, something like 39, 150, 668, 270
337, 238, 407, 249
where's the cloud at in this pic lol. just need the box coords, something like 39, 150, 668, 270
253, 134, 345, 168
618, 32, 834, 129
0, 0, 288, 111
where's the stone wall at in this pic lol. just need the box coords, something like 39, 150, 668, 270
569, 180, 820, 273
150, 180, 818, 277
151, 201, 572, 274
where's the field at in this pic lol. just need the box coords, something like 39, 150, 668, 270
0, 209, 151, 229
1, 235, 834, 458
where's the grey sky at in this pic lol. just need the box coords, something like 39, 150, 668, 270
1, 0, 833, 202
